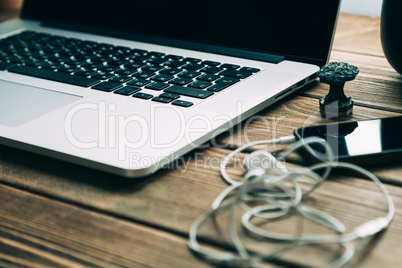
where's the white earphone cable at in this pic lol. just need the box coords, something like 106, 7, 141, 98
188, 135, 394, 267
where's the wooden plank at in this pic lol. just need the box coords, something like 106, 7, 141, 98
1, 148, 402, 267
0, 184, 213, 268
0, 8, 19, 22
301, 51, 402, 113
311, 13, 402, 113
0, 141, 401, 234
0, 185, 293, 268
333, 13, 383, 57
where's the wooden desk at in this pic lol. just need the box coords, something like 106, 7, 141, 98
0, 12, 401, 268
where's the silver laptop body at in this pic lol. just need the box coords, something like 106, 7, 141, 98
0, 0, 341, 177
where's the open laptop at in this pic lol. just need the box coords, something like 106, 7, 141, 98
0, 0, 341, 178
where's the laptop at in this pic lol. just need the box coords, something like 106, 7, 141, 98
0, 0, 341, 178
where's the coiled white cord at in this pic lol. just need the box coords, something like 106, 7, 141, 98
188, 136, 394, 268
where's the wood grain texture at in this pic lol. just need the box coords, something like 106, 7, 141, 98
332, 14, 384, 56
302, 51, 402, 112
1, 145, 402, 267
326, 13, 402, 112
0, 184, 214, 268
0, 8, 19, 21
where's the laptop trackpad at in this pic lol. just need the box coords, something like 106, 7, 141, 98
0, 80, 82, 127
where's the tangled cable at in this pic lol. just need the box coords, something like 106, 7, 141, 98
188, 136, 394, 268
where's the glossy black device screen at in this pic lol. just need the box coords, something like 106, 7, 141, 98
21, 0, 340, 66
294, 116, 402, 163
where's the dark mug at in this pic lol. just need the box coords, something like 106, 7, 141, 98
381, 0, 402, 75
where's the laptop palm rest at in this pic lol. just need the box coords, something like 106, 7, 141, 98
0, 80, 81, 127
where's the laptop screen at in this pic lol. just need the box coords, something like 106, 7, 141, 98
21, 0, 340, 66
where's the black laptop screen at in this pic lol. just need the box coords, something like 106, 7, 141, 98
21, 0, 340, 66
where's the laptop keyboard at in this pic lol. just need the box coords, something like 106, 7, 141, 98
0, 31, 260, 107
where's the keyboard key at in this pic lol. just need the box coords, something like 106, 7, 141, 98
115, 45, 132, 53
200, 66, 224, 74
182, 63, 203, 71
196, 73, 220, 82
145, 82, 169, 90
31, 52, 48, 60
152, 96, 173, 103
201, 60, 221, 66
188, 80, 212, 89
9, 55, 29, 64
215, 77, 241, 84
221, 63, 240, 69
25, 59, 46, 68
129, 53, 148, 61
97, 64, 120, 72
92, 70, 115, 80
164, 60, 186, 68
133, 70, 155, 79
130, 55, 151, 62
178, 70, 200, 78
148, 51, 165, 57
92, 81, 122, 92
124, 62, 146, 69
220, 69, 252, 79
240, 66, 260, 73
159, 92, 180, 100
75, 67, 97, 77
207, 82, 233, 92
133, 92, 153, 99
142, 64, 164, 72
132, 48, 148, 55
151, 73, 174, 82
159, 67, 182, 75
127, 77, 151, 87
169, 77, 192, 86
114, 86, 140, 95
165, 54, 183, 60
80, 62, 99, 69
109, 75, 132, 83
146, 57, 168, 65
115, 67, 137, 76
172, 100, 193, 107
0, 61, 17, 70
9, 65, 100, 87
165, 85, 214, 99
63, 58, 85, 66
98, 43, 115, 51
106, 58, 125, 65
41, 62, 62, 71
183, 57, 202, 63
